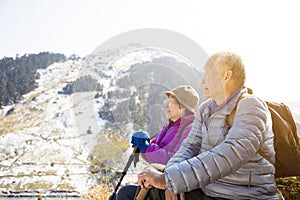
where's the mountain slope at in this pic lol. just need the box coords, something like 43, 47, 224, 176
0, 44, 205, 198
0, 60, 93, 197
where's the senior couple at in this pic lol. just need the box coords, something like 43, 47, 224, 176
116, 52, 279, 200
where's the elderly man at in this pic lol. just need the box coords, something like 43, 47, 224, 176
137, 52, 279, 199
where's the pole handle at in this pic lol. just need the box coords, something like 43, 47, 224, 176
135, 187, 149, 200
132, 146, 139, 153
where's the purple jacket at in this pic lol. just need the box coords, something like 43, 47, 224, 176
141, 115, 194, 165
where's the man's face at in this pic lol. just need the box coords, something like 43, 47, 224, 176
203, 60, 226, 101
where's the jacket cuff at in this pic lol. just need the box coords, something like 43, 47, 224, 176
164, 162, 189, 194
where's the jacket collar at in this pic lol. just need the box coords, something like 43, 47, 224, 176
209, 88, 244, 115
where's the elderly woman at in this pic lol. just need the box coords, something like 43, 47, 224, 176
115, 85, 200, 200
136, 85, 200, 165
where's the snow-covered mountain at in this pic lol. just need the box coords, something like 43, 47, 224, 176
0, 44, 204, 198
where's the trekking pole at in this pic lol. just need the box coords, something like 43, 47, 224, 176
109, 147, 140, 200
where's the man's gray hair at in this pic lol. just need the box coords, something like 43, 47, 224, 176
211, 52, 246, 87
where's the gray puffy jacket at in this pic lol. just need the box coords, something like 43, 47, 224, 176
165, 89, 279, 199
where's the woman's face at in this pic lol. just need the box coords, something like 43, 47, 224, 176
165, 96, 183, 122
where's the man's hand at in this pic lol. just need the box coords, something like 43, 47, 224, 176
138, 166, 186, 200
165, 189, 177, 200
137, 166, 167, 190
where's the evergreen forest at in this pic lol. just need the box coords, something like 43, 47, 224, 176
0, 52, 66, 107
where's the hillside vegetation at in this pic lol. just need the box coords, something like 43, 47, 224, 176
0, 52, 66, 107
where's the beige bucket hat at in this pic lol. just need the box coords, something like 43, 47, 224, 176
165, 85, 199, 114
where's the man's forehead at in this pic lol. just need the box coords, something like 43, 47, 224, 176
204, 59, 218, 71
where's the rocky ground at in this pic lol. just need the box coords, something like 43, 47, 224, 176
276, 176, 300, 200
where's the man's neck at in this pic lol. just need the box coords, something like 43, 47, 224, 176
210, 87, 242, 114
215, 86, 241, 105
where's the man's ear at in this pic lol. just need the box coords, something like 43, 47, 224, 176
224, 70, 233, 81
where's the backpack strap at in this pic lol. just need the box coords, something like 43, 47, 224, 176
177, 119, 194, 138
226, 93, 247, 128
227, 87, 252, 128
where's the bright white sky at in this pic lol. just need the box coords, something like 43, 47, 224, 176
0, 0, 299, 103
